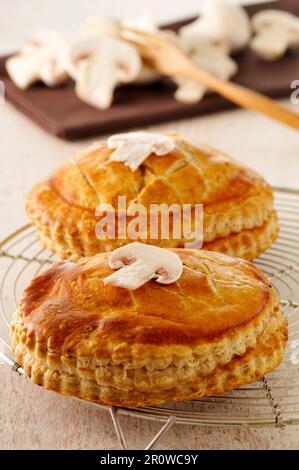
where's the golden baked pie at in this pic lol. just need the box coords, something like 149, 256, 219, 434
26, 132, 279, 260
10, 247, 287, 407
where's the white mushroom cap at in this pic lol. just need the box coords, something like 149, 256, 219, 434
179, 0, 251, 53
174, 39, 237, 104
107, 131, 175, 171
104, 242, 183, 290
250, 10, 299, 61
6, 30, 68, 89
67, 35, 141, 109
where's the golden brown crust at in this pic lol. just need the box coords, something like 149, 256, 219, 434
10, 249, 288, 407
26, 134, 278, 260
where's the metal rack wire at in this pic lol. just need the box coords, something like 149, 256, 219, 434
1, 187, 299, 449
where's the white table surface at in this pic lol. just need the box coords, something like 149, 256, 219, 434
0, 0, 299, 450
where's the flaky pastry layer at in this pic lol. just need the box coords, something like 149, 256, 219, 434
10, 305, 287, 407
29, 207, 279, 262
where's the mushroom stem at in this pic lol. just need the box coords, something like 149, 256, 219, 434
104, 259, 158, 290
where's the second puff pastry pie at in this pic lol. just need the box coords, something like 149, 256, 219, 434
26, 132, 279, 260
10, 247, 287, 407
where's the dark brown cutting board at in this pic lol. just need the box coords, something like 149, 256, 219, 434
1, 0, 299, 140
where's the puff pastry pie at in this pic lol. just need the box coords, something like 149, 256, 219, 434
10, 248, 287, 407
26, 132, 279, 260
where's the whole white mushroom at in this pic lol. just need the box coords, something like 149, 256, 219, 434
179, 0, 251, 54
79, 12, 177, 85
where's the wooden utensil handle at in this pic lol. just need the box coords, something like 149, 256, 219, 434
186, 64, 299, 131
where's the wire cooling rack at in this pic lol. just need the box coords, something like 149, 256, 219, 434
1, 187, 299, 449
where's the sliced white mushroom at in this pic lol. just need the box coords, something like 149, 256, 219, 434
6, 30, 69, 89
77, 13, 159, 86
107, 132, 175, 171
174, 40, 238, 104
250, 10, 299, 61
77, 12, 178, 90
179, 0, 251, 54
104, 242, 183, 290
67, 35, 141, 109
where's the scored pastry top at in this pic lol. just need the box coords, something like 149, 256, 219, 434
49, 132, 272, 211
26, 131, 278, 260
18, 248, 276, 362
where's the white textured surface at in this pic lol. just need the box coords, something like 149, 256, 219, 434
0, 0, 299, 451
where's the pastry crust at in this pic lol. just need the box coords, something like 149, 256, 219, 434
26, 134, 278, 260
10, 249, 288, 407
